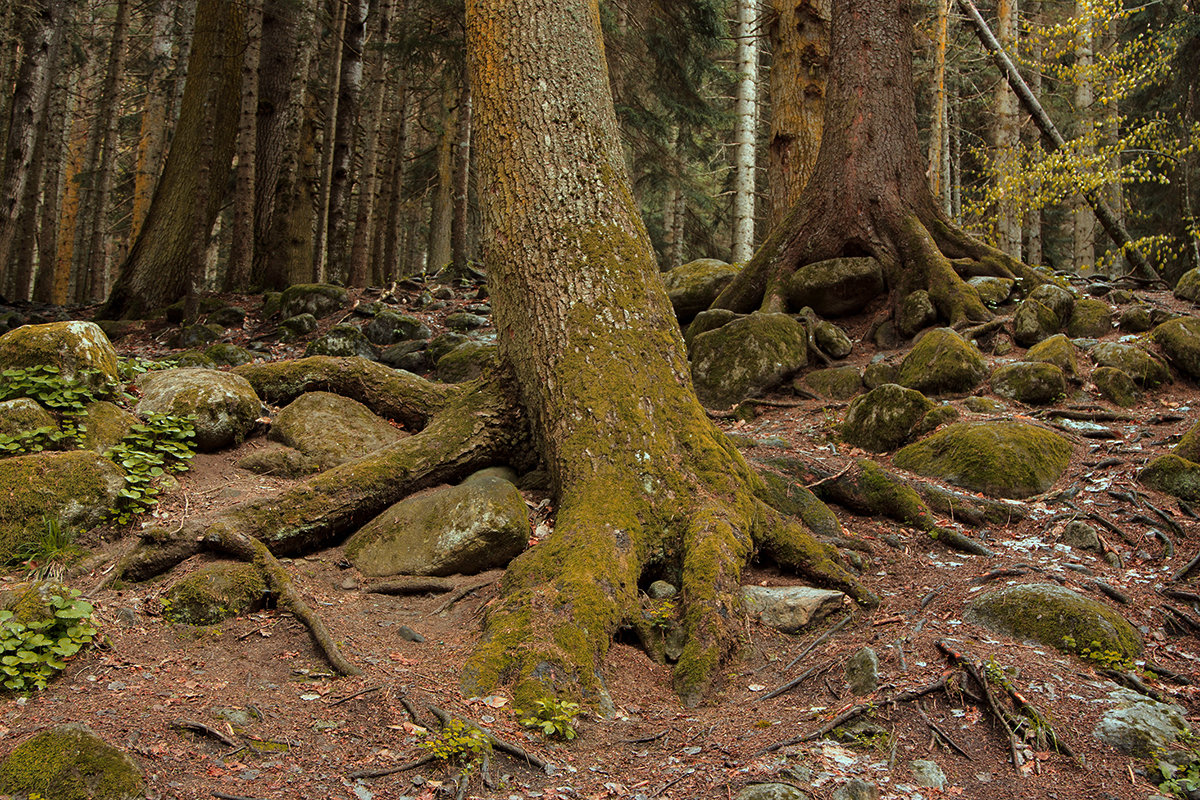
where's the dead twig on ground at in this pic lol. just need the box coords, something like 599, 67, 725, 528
365, 576, 458, 595
330, 685, 381, 706
782, 614, 853, 673
917, 705, 972, 760
171, 719, 239, 748
428, 579, 496, 617
347, 754, 436, 779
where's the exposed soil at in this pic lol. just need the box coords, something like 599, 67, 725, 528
4, 278, 1200, 800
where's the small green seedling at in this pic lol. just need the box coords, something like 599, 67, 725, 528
519, 698, 579, 740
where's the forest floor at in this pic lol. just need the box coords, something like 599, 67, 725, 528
4, 278, 1200, 800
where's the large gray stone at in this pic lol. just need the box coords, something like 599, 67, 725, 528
279, 283, 350, 318
896, 328, 987, 396
785, 257, 885, 318
1090, 342, 1169, 388
135, 368, 262, 451
844, 648, 879, 695
1013, 283, 1075, 346
364, 311, 432, 346
305, 324, 378, 361
0, 397, 57, 437
831, 780, 878, 800
690, 312, 808, 408
1094, 688, 1190, 757
662, 259, 740, 323
0, 321, 120, 390
742, 585, 845, 633
841, 384, 934, 452
736, 784, 809, 800
436, 340, 497, 383
1153, 315, 1200, 381
345, 476, 529, 577
269, 391, 405, 470
990, 361, 1067, 405
909, 760, 946, 790
1174, 268, 1200, 304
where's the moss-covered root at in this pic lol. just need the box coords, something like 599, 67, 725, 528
896, 214, 990, 327
233, 356, 456, 429
206, 524, 362, 676
672, 508, 754, 705
460, 517, 638, 710
927, 215, 1047, 290
754, 504, 880, 608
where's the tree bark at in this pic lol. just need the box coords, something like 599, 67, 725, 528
463, 0, 871, 708
766, 0, 828, 231
100, 0, 244, 318
325, 0, 369, 284
928, 0, 951, 216
715, 0, 1043, 326
1072, 0, 1095, 272
731, 0, 759, 263
446, 74, 473, 278
312, 0, 347, 283
348, 0, 394, 288
993, 0, 1021, 259
426, 68, 458, 274
225, 0, 264, 291
130, 0, 176, 241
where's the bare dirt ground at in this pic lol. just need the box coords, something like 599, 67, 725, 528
4, 279, 1200, 800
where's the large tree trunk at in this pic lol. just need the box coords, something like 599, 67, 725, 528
101, 0, 244, 318
462, 0, 871, 708
993, 0, 1021, 259
225, 0, 264, 291
348, 0, 394, 288
731, 0, 759, 263
325, 0, 369, 284
1072, 0, 1095, 272
130, 0, 176, 241
928, 0, 951, 216
715, 0, 1042, 327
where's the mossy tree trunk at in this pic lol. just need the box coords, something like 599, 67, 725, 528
462, 0, 873, 709
714, 0, 1043, 326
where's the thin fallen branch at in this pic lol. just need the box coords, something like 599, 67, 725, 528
428, 578, 497, 617
348, 754, 436, 779
171, 719, 239, 748
330, 685, 382, 706
365, 576, 458, 595
782, 614, 853, 673
758, 660, 835, 703
917, 705, 972, 760
1172, 550, 1200, 583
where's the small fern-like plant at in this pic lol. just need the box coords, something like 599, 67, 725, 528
0, 590, 98, 692
519, 698, 579, 740
106, 413, 196, 524
420, 718, 492, 767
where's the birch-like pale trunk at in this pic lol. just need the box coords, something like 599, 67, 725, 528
994, 0, 1021, 258
1072, 0, 1095, 272
732, 0, 758, 263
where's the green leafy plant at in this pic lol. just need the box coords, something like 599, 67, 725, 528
0, 365, 113, 413
420, 718, 493, 765
7, 518, 81, 581
1, 590, 99, 692
519, 698, 579, 740
645, 598, 675, 630
106, 413, 196, 524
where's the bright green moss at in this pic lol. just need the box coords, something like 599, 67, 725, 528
0, 723, 143, 800
162, 563, 267, 625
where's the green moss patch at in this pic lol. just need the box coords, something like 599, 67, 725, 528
990, 361, 1067, 405
690, 312, 808, 408
894, 421, 1071, 499
1152, 315, 1200, 380
841, 384, 934, 452
896, 328, 987, 397
0, 723, 143, 800
162, 563, 268, 625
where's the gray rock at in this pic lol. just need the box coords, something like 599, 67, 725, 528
205, 343, 253, 367
1066, 297, 1114, 338
1152, 316, 1200, 381
1094, 687, 1191, 757
278, 313, 318, 340
785, 257, 885, 318
209, 305, 247, 328
0, 320, 120, 390
685, 308, 741, 350
648, 581, 678, 600
742, 586, 845, 633
813, 320, 853, 359
800, 366, 861, 400
662, 259, 740, 323
379, 341, 431, 372
969, 276, 1015, 306
1118, 305, 1154, 333
269, 391, 405, 470
1093, 366, 1140, 407
897, 328, 987, 396
305, 324, 378, 361
844, 648, 879, 695
736, 784, 809, 800
897, 290, 937, 338
436, 341, 497, 383
171, 323, 222, 349
1090, 342, 1169, 388
1175, 268, 1200, 304
862, 360, 898, 390
79, 401, 137, 453
236, 445, 319, 477
1061, 520, 1102, 551
345, 476, 529, 577
398, 625, 425, 643
1013, 283, 1076, 346
909, 759, 946, 790
0, 722, 144, 800
1026, 334, 1080, 380
445, 312, 490, 331
364, 311, 432, 345
831, 779, 879, 800
136, 368, 262, 451
990, 361, 1067, 405
690, 312, 808, 408
279, 283, 350, 318
0, 397, 57, 438
841, 384, 934, 452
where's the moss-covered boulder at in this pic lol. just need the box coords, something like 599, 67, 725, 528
1093, 366, 1140, 407
0, 397, 57, 438
135, 368, 261, 452
236, 444, 320, 477
1118, 304, 1154, 333
813, 319, 853, 359
684, 308, 740, 350
1090, 342, 1169, 388
278, 313, 318, 341
0, 451, 124, 563
1094, 688, 1191, 758
896, 328, 987, 396
894, 421, 1071, 499
305, 324, 378, 361
1013, 284, 1075, 346
364, 310, 432, 346
661, 258, 740, 323
269, 391, 405, 470
968, 276, 1015, 307
1026, 334, 1080, 380
279, 283, 350, 318
1066, 297, 1113, 338
690, 312, 808, 408
345, 475, 529, 577
436, 340, 497, 383
968, 583, 1142, 663
990, 362, 1067, 405
445, 311, 489, 331
1152, 315, 1200, 380
427, 332, 470, 364
896, 290, 937, 338
379, 340, 431, 373
915, 404, 959, 436
169, 323, 222, 349
785, 257, 885, 317
841, 384, 934, 452
1174, 268, 1200, 304
79, 401, 137, 453
1141, 454, 1200, 502
162, 563, 268, 625
205, 342, 253, 367
167, 349, 216, 369
0, 723, 143, 800
862, 360, 899, 389
0, 321, 120, 390
800, 366, 861, 400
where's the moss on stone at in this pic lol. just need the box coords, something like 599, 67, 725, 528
79, 401, 137, 453
840, 384, 934, 452
1026, 333, 1079, 380
1140, 454, 1200, 503
1092, 366, 1140, 407
0, 723, 143, 800
660, 258, 740, 323
1090, 342, 1169, 388
968, 583, 1142, 662
162, 563, 268, 625
990, 362, 1067, 405
800, 366, 862, 400
894, 421, 1071, 499
690, 313, 809, 408
1066, 297, 1114, 338
0, 397, 57, 437
896, 328, 987, 396
279, 283, 350, 319
135, 368, 262, 451
436, 341, 498, 384
205, 343, 253, 367
1174, 268, 1200, 304
1152, 315, 1200, 381
236, 445, 321, 477
0, 321, 120, 390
